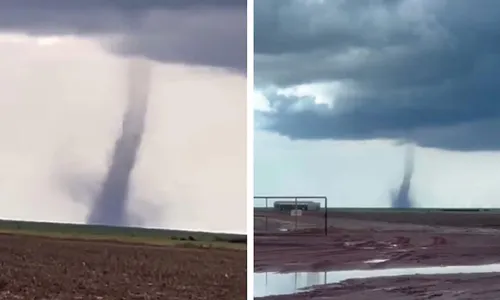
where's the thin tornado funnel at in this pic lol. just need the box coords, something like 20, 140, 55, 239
391, 144, 415, 209
87, 57, 151, 226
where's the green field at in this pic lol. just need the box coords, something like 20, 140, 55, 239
254, 207, 500, 229
254, 207, 500, 213
0, 219, 246, 249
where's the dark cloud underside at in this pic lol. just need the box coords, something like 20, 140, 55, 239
0, 0, 247, 72
254, 0, 500, 150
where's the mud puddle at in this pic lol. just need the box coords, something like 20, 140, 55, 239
254, 263, 500, 297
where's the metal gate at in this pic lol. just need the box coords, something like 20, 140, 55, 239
254, 196, 328, 235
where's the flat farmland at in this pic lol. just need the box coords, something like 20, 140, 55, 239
254, 208, 500, 299
254, 208, 500, 233
254, 210, 326, 233
0, 220, 246, 300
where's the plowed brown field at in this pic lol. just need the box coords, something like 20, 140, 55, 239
0, 233, 246, 299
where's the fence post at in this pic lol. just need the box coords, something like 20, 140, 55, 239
324, 197, 328, 236
294, 197, 298, 231
265, 197, 268, 232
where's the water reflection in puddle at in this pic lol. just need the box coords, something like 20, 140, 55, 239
254, 263, 500, 297
364, 259, 389, 264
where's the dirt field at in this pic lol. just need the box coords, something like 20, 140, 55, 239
0, 233, 246, 299
254, 210, 500, 299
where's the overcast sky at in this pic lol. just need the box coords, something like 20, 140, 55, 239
0, 0, 246, 233
254, 0, 500, 208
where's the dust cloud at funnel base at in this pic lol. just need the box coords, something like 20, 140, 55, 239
86, 57, 151, 227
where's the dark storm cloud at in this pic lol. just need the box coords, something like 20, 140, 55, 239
0, 0, 246, 72
254, 0, 500, 150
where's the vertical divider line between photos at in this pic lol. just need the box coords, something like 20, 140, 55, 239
246, 0, 255, 298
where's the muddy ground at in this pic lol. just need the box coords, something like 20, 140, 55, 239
254, 210, 500, 299
0, 233, 246, 299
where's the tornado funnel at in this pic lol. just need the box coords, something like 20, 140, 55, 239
86, 57, 151, 226
391, 143, 416, 209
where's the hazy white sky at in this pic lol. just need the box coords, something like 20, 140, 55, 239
254, 123, 500, 208
0, 32, 246, 233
